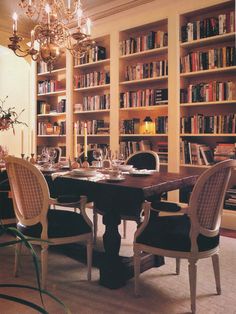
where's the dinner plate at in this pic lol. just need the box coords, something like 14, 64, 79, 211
106, 176, 125, 182
118, 165, 134, 171
71, 168, 97, 177
130, 170, 152, 176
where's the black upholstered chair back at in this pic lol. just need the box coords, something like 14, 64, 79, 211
125, 151, 160, 170
78, 149, 97, 165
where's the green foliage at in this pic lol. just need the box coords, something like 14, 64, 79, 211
0, 223, 71, 314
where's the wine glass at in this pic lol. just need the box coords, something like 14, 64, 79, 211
92, 149, 103, 167
40, 147, 49, 164
48, 147, 57, 168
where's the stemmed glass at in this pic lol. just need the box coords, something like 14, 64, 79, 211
41, 147, 49, 163
92, 149, 103, 167
48, 147, 57, 168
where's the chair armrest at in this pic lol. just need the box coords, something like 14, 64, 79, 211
151, 200, 189, 214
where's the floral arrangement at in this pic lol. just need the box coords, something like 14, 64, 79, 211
0, 96, 27, 133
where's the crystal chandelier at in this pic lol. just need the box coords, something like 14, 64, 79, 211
8, 0, 95, 70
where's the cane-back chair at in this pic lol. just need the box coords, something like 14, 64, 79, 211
134, 159, 236, 313
5, 156, 93, 289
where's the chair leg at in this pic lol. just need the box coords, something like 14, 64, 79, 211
87, 238, 93, 281
212, 254, 221, 295
134, 248, 141, 296
176, 257, 180, 275
93, 211, 98, 244
14, 241, 22, 277
123, 220, 127, 239
41, 244, 49, 289
188, 259, 197, 314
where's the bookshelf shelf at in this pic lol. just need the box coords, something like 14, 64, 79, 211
180, 164, 210, 169
180, 66, 236, 78
74, 84, 110, 92
74, 58, 110, 69
37, 90, 66, 97
120, 76, 168, 86
120, 104, 168, 111
37, 135, 66, 137
180, 100, 236, 107
181, 134, 236, 137
74, 109, 110, 114
37, 112, 66, 117
37, 67, 66, 77
76, 134, 110, 137
180, 32, 236, 48
120, 134, 168, 137
120, 47, 168, 59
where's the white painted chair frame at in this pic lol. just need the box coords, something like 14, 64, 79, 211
6, 156, 93, 289
134, 159, 236, 313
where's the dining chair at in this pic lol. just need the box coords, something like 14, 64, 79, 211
133, 159, 236, 313
93, 150, 160, 242
0, 171, 16, 226
5, 156, 93, 289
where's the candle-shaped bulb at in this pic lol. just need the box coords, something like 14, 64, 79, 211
86, 18, 91, 36
31, 30, 35, 48
68, 0, 71, 9
45, 4, 51, 25
77, 6, 83, 28
12, 12, 18, 32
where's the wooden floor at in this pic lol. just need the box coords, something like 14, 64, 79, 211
0, 212, 236, 314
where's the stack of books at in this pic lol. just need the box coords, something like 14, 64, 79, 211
214, 143, 236, 161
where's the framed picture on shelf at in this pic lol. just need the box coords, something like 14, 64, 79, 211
199, 146, 214, 165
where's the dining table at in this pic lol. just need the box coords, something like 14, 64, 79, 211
48, 169, 198, 289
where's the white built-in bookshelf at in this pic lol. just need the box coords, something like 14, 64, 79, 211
34, 0, 236, 225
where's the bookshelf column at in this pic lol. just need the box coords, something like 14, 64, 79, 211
168, 13, 180, 201
31, 61, 37, 155
66, 50, 74, 159
110, 30, 120, 153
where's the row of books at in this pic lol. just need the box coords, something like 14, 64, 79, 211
180, 140, 214, 165
180, 114, 236, 134
125, 60, 168, 81
37, 120, 66, 135
181, 11, 235, 43
37, 61, 50, 74
37, 99, 66, 114
180, 140, 236, 165
120, 88, 168, 108
74, 71, 110, 88
38, 80, 65, 94
74, 46, 107, 65
180, 46, 236, 73
119, 140, 168, 162
75, 120, 110, 135
120, 116, 168, 134
224, 186, 236, 210
119, 30, 168, 56
180, 81, 235, 103
74, 94, 110, 112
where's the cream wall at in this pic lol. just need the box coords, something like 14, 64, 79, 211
0, 44, 31, 156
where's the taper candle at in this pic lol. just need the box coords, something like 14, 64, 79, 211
31, 129, 34, 154
84, 122, 88, 158
74, 123, 78, 159
21, 128, 24, 155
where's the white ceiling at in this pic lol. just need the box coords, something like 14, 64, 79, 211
0, 0, 154, 36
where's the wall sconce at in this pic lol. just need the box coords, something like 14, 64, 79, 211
143, 116, 153, 134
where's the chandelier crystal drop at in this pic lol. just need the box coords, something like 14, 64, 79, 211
8, 0, 95, 70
